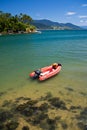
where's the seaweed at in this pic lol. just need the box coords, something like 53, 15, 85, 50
2, 100, 12, 107
80, 92, 87, 97
1, 94, 80, 130
77, 122, 87, 130
0, 124, 5, 130
6, 120, 19, 130
65, 87, 74, 92
39, 117, 57, 130
22, 126, 30, 130
76, 107, 87, 130
38, 102, 49, 112
0, 109, 13, 123
61, 121, 68, 129
70, 105, 82, 111
15, 97, 31, 102
0, 91, 6, 97
16, 99, 38, 117
48, 97, 67, 110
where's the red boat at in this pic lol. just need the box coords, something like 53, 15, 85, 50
29, 63, 62, 81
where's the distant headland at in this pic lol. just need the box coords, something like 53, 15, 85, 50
31, 19, 83, 30
0, 11, 85, 35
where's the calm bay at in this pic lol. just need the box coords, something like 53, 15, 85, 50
0, 30, 87, 130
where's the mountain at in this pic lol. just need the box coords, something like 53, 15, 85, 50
31, 19, 82, 30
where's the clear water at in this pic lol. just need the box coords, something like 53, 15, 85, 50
0, 30, 87, 130
0, 30, 87, 97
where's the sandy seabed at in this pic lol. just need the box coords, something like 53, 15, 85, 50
0, 80, 87, 130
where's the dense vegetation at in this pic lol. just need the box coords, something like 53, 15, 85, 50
0, 11, 36, 34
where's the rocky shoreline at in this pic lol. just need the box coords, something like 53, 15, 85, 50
0, 30, 40, 36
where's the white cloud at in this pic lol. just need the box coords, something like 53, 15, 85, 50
82, 4, 87, 7
79, 15, 87, 18
66, 12, 76, 16
80, 20, 87, 23
80, 20, 84, 23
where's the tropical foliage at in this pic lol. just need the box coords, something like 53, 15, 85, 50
0, 11, 36, 34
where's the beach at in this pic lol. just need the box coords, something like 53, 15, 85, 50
0, 30, 87, 130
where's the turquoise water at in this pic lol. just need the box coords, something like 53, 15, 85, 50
0, 30, 87, 130
0, 30, 87, 93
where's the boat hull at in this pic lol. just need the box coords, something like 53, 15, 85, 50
29, 63, 62, 81
39, 65, 61, 81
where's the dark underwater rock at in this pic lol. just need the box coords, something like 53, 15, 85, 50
76, 107, 87, 130
61, 121, 68, 129
38, 92, 53, 101
6, 120, 19, 130
77, 107, 87, 121
40, 117, 57, 130
69, 105, 82, 112
2, 100, 12, 107
29, 112, 48, 126
0, 95, 76, 130
47, 118, 56, 125
0, 109, 13, 123
45, 92, 53, 99
77, 122, 87, 130
80, 92, 87, 97
48, 97, 67, 110
16, 99, 39, 117
0, 91, 6, 97
16, 99, 37, 111
38, 102, 49, 112
0, 124, 5, 130
22, 126, 30, 130
15, 97, 31, 103
65, 87, 74, 92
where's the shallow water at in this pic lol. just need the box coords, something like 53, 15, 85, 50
0, 30, 87, 130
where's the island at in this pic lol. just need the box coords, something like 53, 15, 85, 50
0, 11, 36, 35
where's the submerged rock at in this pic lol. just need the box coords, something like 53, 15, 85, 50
29, 112, 48, 126
65, 87, 74, 92
0, 109, 13, 123
70, 106, 82, 110
0, 124, 5, 129
15, 97, 31, 102
6, 120, 19, 130
40, 117, 57, 130
77, 122, 87, 130
77, 107, 87, 121
22, 126, 30, 130
39, 102, 49, 112
0, 91, 6, 97
76, 107, 87, 130
2, 100, 12, 107
0, 95, 73, 130
61, 121, 68, 129
48, 97, 67, 110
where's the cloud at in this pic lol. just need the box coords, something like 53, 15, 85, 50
80, 20, 87, 23
80, 20, 84, 23
66, 12, 76, 16
79, 15, 87, 18
82, 4, 87, 7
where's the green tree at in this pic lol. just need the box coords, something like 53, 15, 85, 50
0, 11, 36, 34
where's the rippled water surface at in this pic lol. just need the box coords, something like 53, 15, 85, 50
0, 30, 87, 130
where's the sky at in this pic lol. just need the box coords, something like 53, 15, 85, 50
0, 0, 87, 26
